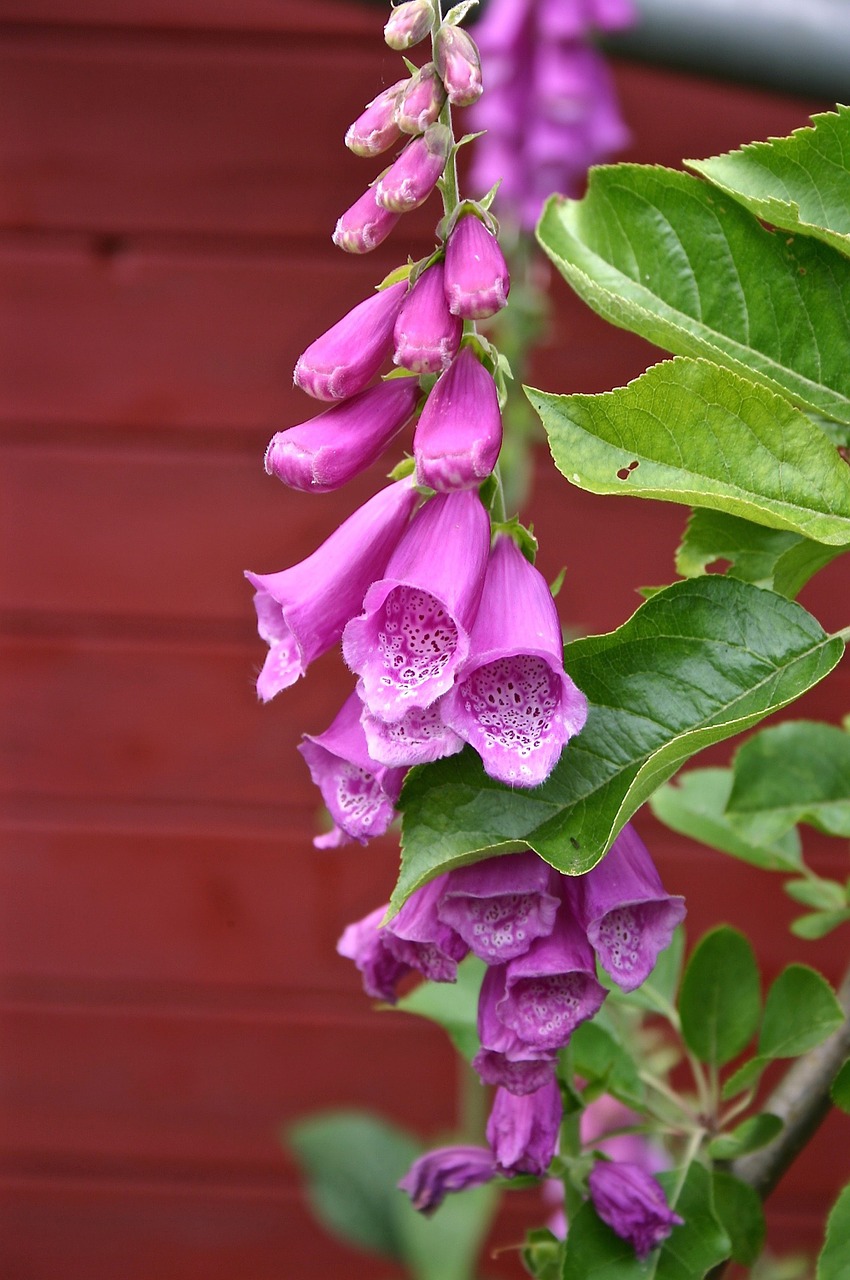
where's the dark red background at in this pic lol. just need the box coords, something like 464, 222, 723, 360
2, 2, 849, 1276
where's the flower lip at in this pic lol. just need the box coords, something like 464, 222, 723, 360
437, 849, 560, 963
359, 691, 465, 768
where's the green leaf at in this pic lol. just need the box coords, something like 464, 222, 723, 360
784, 878, 847, 910
758, 964, 843, 1060
650, 768, 803, 872
679, 927, 761, 1067
830, 1059, 850, 1114
708, 1112, 783, 1160
711, 1171, 766, 1266
687, 108, 850, 260
675, 508, 846, 599
522, 1227, 564, 1280
817, 1184, 850, 1280
791, 909, 850, 940
528, 360, 850, 545
726, 721, 850, 844
570, 1020, 645, 1110
394, 1181, 498, 1280
394, 577, 843, 909
536, 164, 850, 423
394, 955, 486, 1060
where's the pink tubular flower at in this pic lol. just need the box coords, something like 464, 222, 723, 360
360, 696, 464, 768
383, 874, 469, 982
384, 0, 435, 51
395, 63, 447, 135
443, 214, 510, 319
293, 280, 408, 401
345, 80, 406, 157
375, 124, 452, 213
487, 1077, 562, 1176
434, 23, 483, 106
437, 849, 560, 964
413, 347, 502, 491
337, 904, 412, 1003
441, 534, 588, 787
245, 476, 419, 701
568, 824, 686, 993
298, 692, 406, 847
393, 261, 462, 375
333, 185, 402, 253
588, 1161, 683, 1260
264, 379, 418, 494
342, 489, 490, 723
399, 1147, 496, 1214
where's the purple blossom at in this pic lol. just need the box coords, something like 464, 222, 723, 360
333, 185, 402, 253
413, 347, 502, 491
293, 281, 408, 401
437, 849, 560, 963
245, 477, 418, 701
345, 80, 406, 157
434, 23, 483, 106
337, 904, 412, 1003
393, 261, 462, 375
443, 214, 510, 320
441, 534, 587, 787
265, 379, 418, 493
588, 1161, 683, 1260
472, 1031, 558, 1096
399, 1146, 496, 1214
487, 1078, 562, 1176
383, 874, 469, 982
298, 692, 406, 847
395, 63, 447, 135
375, 124, 452, 213
568, 824, 686, 993
384, 0, 435, 51
342, 490, 490, 723
360, 695, 464, 768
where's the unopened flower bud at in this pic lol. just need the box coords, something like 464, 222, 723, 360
395, 63, 446, 135
345, 80, 406, 157
434, 23, 483, 106
413, 346, 502, 490
384, 0, 435, 50
444, 213, 510, 318
333, 185, 401, 253
393, 261, 461, 374
375, 123, 451, 213
588, 1162, 683, 1260
294, 280, 407, 401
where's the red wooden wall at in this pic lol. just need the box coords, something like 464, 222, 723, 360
1, 3, 848, 1276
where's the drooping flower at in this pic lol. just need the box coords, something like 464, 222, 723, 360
395, 63, 447, 135
443, 214, 510, 319
399, 1146, 497, 1214
360, 695, 464, 768
567, 824, 686, 993
441, 533, 587, 787
337, 904, 412, 1003
333, 184, 402, 253
246, 476, 419, 701
342, 489, 490, 723
264, 378, 418, 493
434, 22, 484, 106
384, 0, 435, 51
437, 849, 560, 963
393, 260, 462, 375
587, 1161, 683, 1260
383, 874, 469, 982
345, 80, 406, 157
293, 280, 408, 401
375, 124, 452, 213
413, 346, 502, 491
487, 1077, 562, 1176
473, 1011, 558, 1096
298, 691, 406, 847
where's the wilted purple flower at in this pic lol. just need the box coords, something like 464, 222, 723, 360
293, 281, 407, 401
345, 80, 406, 157
441, 534, 587, 787
443, 214, 510, 319
299, 692, 406, 847
343, 489, 490, 723
393, 260, 462, 375
568, 824, 686, 993
487, 1078, 561, 1176
383, 874, 469, 982
413, 347, 502, 491
434, 23, 483, 106
333, 184, 402, 253
588, 1161, 683, 1260
384, 0, 435, 51
245, 477, 418, 701
337, 904, 412, 1003
395, 63, 447, 135
437, 849, 560, 963
375, 124, 452, 213
360, 695, 464, 768
399, 1146, 496, 1214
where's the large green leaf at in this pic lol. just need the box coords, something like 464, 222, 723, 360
679, 927, 761, 1067
536, 164, 850, 423
688, 108, 850, 260
726, 721, 850, 844
528, 360, 850, 546
710, 1172, 766, 1266
394, 578, 843, 909
394, 955, 485, 1060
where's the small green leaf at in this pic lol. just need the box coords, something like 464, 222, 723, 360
758, 964, 843, 1060
394, 955, 485, 1060
650, 768, 803, 872
784, 878, 847, 910
528, 360, 850, 545
722, 1057, 765, 1100
830, 1059, 850, 1114
711, 1171, 766, 1265
570, 1020, 645, 1109
791, 909, 850, 940
817, 1184, 850, 1279
708, 1112, 783, 1160
522, 1227, 563, 1280
679, 927, 761, 1067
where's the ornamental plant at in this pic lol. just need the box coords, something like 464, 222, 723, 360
250, 3, 850, 1275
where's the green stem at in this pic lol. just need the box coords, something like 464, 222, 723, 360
669, 1127, 706, 1209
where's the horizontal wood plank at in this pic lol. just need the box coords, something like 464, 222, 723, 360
0, 0, 377, 36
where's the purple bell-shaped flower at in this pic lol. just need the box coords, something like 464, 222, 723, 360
399, 1146, 497, 1214
375, 123, 452, 213
486, 1077, 562, 1176
587, 1161, 683, 1260
345, 80, 406, 157
437, 849, 560, 964
337, 904, 412, 1003
443, 214, 510, 319
293, 280, 408, 401
395, 63, 447, 135
360, 695, 464, 768
333, 184, 402, 253
393, 260, 462, 375
383, 874, 469, 982
413, 346, 502, 491
434, 22, 483, 106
